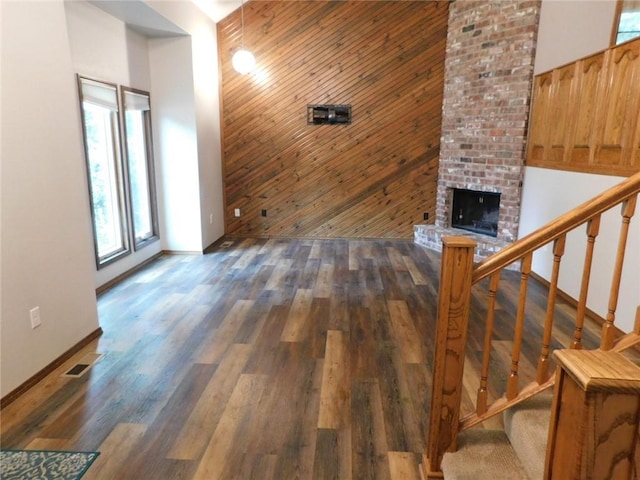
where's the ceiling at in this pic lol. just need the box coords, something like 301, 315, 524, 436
89, 0, 241, 38
92, 1, 420, 34
192, 0, 239, 22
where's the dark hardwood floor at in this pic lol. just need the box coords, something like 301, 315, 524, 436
0, 237, 605, 479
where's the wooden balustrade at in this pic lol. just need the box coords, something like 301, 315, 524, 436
527, 36, 640, 177
421, 170, 640, 478
473, 171, 640, 284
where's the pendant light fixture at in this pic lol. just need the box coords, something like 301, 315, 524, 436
232, 0, 255, 74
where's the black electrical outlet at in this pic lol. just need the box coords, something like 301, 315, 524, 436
261, 209, 268, 217
423, 212, 429, 221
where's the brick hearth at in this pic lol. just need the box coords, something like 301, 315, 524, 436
414, 224, 513, 266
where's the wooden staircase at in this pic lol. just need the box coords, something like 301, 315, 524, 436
442, 351, 640, 480
421, 170, 640, 479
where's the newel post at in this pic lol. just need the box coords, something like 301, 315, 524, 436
545, 349, 640, 479
421, 236, 476, 479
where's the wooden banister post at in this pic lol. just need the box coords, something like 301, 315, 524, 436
545, 349, 640, 480
421, 236, 476, 479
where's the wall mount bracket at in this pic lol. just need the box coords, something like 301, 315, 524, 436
307, 104, 351, 125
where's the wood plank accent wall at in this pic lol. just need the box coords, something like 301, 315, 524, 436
217, 1, 449, 238
527, 36, 640, 176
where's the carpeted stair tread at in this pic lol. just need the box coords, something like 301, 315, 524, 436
503, 391, 554, 480
441, 429, 529, 480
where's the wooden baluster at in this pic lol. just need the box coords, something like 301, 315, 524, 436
572, 216, 601, 349
601, 195, 637, 350
537, 236, 566, 384
423, 237, 476, 480
507, 253, 532, 400
476, 271, 501, 415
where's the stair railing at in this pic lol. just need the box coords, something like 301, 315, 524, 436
421, 170, 640, 479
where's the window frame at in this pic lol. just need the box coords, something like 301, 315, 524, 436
120, 86, 160, 251
77, 75, 131, 268
78, 76, 161, 270
612, 0, 640, 45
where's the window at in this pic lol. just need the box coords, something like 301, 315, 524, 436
121, 88, 159, 249
614, 0, 640, 44
78, 77, 159, 269
78, 77, 129, 267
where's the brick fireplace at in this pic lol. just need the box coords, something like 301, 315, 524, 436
415, 0, 541, 261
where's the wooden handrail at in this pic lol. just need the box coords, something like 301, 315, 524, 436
473, 170, 640, 283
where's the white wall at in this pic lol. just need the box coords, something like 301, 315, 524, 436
65, 1, 162, 287
146, 0, 225, 248
65, 2, 131, 83
520, 0, 639, 333
534, 0, 617, 75
0, 0, 4, 392
148, 36, 204, 252
193, 24, 226, 247
1, 0, 100, 397
520, 169, 639, 332
99, 0, 226, 253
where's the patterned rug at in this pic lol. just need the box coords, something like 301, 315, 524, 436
0, 450, 100, 480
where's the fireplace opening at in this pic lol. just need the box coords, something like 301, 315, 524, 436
451, 189, 500, 237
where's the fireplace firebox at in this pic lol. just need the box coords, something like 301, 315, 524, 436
451, 189, 500, 237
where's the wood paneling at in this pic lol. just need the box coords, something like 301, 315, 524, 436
548, 65, 575, 164
597, 41, 640, 169
526, 37, 640, 176
527, 72, 553, 164
572, 53, 607, 164
218, 1, 449, 238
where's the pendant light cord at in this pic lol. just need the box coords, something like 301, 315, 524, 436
240, 0, 246, 49
232, 0, 255, 74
